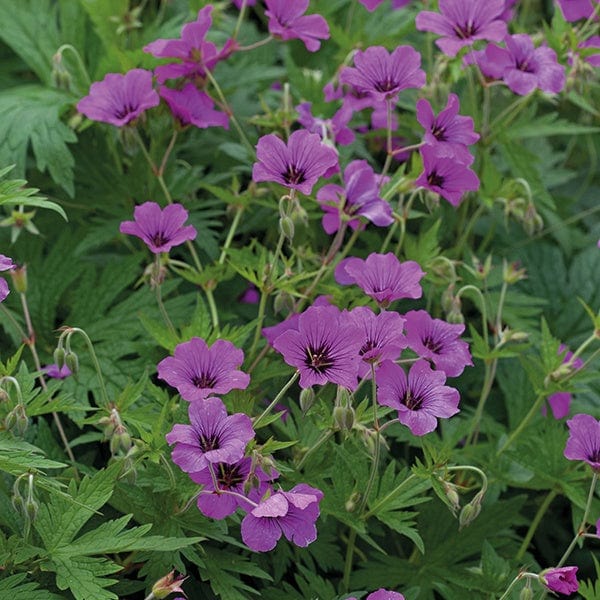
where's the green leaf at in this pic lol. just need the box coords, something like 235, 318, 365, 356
51, 554, 121, 600
0, 573, 63, 599
506, 113, 600, 139
0, 434, 67, 474
0, 86, 76, 195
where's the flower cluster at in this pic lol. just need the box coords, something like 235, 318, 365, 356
159, 336, 323, 552
267, 252, 469, 437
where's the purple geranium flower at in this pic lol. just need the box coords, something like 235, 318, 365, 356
272, 305, 363, 390
191, 457, 276, 519
349, 306, 407, 378
241, 483, 323, 552
541, 567, 579, 595
157, 337, 250, 401
119, 201, 197, 254
416, 94, 479, 163
165, 396, 254, 473
556, 0, 597, 21
349, 590, 405, 600
414, 144, 480, 206
160, 83, 229, 129
43, 364, 72, 379
239, 284, 260, 304
377, 359, 460, 435
0, 254, 14, 304
296, 102, 354, 146
579, 36, 600, 67
543, 344, 584, 419
265, 0, 330, 52
316, 160, 393, 234
77, 69, 160, 127
252, 129, 339, 195
335, 253, 425, 308
564, 413, 600, 472
340, 46, 426, 104
468, 34, 565, 95
415, 0, 507, 57
404, 310, 473, 377
144, 6, 237, 83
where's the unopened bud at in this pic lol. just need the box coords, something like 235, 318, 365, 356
273, 291, 294, 315
6, 404, 28, 435
9, 264, 27, 294
53, 346, 66, 369
459, 498, 482, 530
519, 585, 534, 600
503, 261, 527, 285
151, 570, 188, 600
442, 482, 461, 514
299, 387, 315, 414
279, 216, 295, 241
441, 285, 455, 314
333, 405, 354, 431
446, 297, 464, 324
25, 496, 39, 522
51, 52, 71, 91
110, 425, 131, 455
65, 351, 79, 375
0, 389, 9, 403
345, 491, 361, 513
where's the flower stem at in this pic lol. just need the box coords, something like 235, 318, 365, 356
496, 392, 546, 456
238, 35, 273, 51
557, 472, 598, 567
253, 371, 299, 428
219, 206, 244, 265
296, 429, 334, 470
380, 98, 395, 180
233, 0, 247, 39
516, 489, 558, 561
154, 255, 177, 338
363, 473, 418, 519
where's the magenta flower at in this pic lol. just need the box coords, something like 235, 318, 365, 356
272, 305, 363, 390
348, 590, 405, 600
165, 396, 254, 473
415, 0, 507, 57
0, 254, 14, 304
335, 253, 425, 308
404, 310, 473, 377
296, 102, 354, 146
556, 0, 597, 21
579, 36, 600, 67
468, 34, 565, 95
543, 345, 584, 419
43, 364, 72, 379
120, 201, 197, 254
252, 130, 339, 195
416, 94, 479, 163
240, 483, 323, 552
157, 337, 250, 402
265, 0, 330, 52
340, 46, 426, 104
377, 359, 460, 435
144, 6, 236, 83
414, 144, 480, 206
77, 69, 160, 127
232, 0, 256, 7
541, 567, 579, 595
190, 458, 276, 519
348, 307, 407, 378
239, 284, 260, 304
564, 413, 600, 472
316, 160, 393, 234
160, 83, 229, 129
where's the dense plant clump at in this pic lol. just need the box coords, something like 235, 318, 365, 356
1, 1, 600, 599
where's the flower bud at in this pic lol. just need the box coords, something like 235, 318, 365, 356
9, 264, 27, 294
6, 404, 28, 435
503, 261, 527, 285
279, 216, 295, 241
442, 481, 461, 514
65, 351, 79, 375
299, 387, 315, 414
53, 345, 66, 369
0, 389, 9, 403
25, 495, 39, 522
519, 585, 534, 600
51, 52, 72, 91
110, 424, 132, 455
345, 491, 361, 513
333, 405, 354, 431
458, 499, 481, 530
151, 570, 188, 600
273, 291, 294, 315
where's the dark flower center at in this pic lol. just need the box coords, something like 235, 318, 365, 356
431, 123, 447, 141
588, 448, 600, 463
516, 59, 534, 73
422, 336, 443, 354
151, 232, 168, 247
199, 432, 220, 452
403, 389, 424, 411
427, 171, 445, 188
304, 344, 334, 373
192, 373, 218, 388
374, 77, 398, 93
453, 21, 478, 40
114, 103, 138, 120
217, 463, 245, 489
283, 164, 306, 185
360, 340, 377, 356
